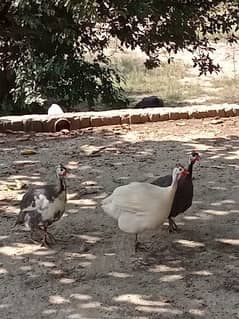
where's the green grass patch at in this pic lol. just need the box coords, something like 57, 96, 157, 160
111, 53, 206, 106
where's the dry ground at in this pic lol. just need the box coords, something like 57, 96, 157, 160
0, 117, 239, 319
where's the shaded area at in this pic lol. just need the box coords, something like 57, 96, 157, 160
0, 117, 239, 319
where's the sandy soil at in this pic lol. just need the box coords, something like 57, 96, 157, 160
0, 117, 239, 319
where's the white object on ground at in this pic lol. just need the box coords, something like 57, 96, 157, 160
48, 104, 64, 115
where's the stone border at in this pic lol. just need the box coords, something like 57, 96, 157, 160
0, 103, 238, 132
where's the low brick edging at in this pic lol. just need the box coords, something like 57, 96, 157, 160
0, 103, 238, 133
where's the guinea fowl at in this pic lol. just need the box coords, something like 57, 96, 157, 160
15, 164, 68, 247
102, 165, 188, 251
152, 151, 200, 232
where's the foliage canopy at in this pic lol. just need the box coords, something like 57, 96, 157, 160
0, 0, 238, 113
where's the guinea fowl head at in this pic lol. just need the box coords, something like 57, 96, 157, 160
190, 150, 201, 164
172, 164, 189, 183
56, 164, 68, 177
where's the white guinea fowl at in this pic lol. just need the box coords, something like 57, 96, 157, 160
102, 165, 188, 251
15, 164, 68, 247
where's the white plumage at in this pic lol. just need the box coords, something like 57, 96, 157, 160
102, 166, 188, 249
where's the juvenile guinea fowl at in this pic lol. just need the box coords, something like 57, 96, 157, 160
102, 165, 188, 251
15, 164, 68, 247
152, 151, 200, 232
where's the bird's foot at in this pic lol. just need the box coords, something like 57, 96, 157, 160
168, 219, 178, 233
134, 234, 148, 252
135, 241, 140, 253
41, 237, 50, 248
46, 232, 56, 244
30, 230, 43, 245
40, 231, 56, 248
135, 241, 149, 252
30, 237, 42, 245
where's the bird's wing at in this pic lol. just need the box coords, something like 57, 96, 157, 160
20, 185, 58, 211
102, 182, 169, 219
151, 174, 172, 187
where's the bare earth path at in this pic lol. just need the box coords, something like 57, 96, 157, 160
0, 117, 239, 319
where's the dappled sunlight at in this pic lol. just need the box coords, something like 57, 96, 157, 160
59, 278, 76, 284
224, 150, 239, 160
32, 249, 56, 256
20, 265, 32, 271
0, 243, 42, 256
149, 264, 185, 273
0, 304, 12, 309
13, 161, 39, 167
160, 274, 184, 282
0, 119, 239, 318
65, 252, 97, 260
70, 294, 92, 301
210, 199, 236, 206
191, 270, 213, 276
228, 209, 239, 214
67, 161, 80, 170
184, 215, 200, 220
114, 294, 168, 306
42, 309, 58, 316
174, 239, 205, 248
38, 261, 56, 268
107, 271, 133, 278
215, 238, 239, 246
77, 235, 101, 244
67, 208, 80, 214
189, 309, 205, 317
80, 301, 102, 309
68, 198, 97, 206
49, 295, 70, 304
0, 267, 8, 274
135, 306, 183, 315
9, 173, 39, 180
113, 294, 183, 315
203, 209, 231, 216
0, 235, 10, 240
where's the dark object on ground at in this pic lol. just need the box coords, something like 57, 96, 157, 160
135, 96, 164, 108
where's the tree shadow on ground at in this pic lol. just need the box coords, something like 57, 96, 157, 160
0, 122, 238, 319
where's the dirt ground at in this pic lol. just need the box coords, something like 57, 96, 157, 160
0, 117, 239, 319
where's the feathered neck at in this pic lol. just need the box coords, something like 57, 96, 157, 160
171, 171, 179, 189
187, 160, 195, 177
58, 176, 66, 193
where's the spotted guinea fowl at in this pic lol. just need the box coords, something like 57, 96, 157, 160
15, 164, 68, 246
102, 165, 188, 251
152, 151, 200, 232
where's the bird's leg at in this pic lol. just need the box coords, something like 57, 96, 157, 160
40, 226, 56, 247
135, 234, 139, 252
168, 217, 178, 232
41, 233, 50, 248
29, 230, 41, 245
45, 229, 56, 244
171, 219, 178, 231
